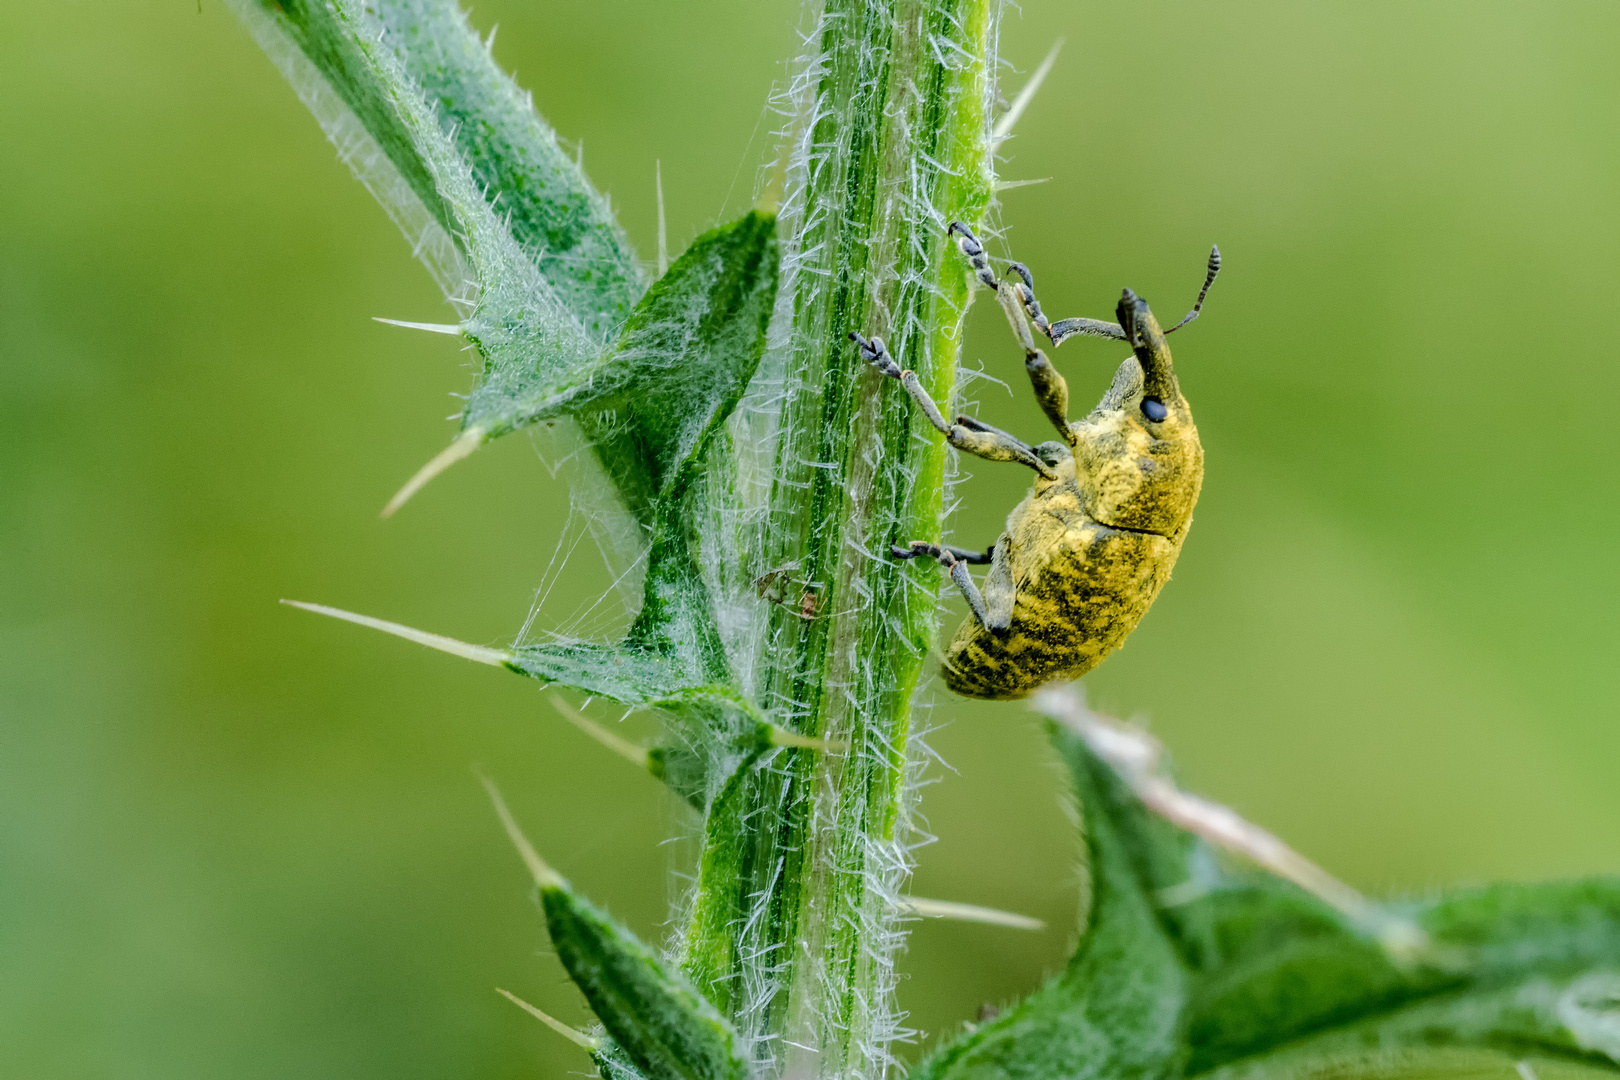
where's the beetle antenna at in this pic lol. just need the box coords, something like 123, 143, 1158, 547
1165, 244, 1221, 334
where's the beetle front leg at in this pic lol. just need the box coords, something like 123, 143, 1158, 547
994, 283, 1077, 448
849, 332, 1057, 479
1005, 262, 1127, 347
948, 221, 1000, 289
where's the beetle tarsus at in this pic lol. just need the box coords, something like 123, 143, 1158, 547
947, 221, 1000, 289
850, 330, 1057, 479
1005, 262, 1052, 338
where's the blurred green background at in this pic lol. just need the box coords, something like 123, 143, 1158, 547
3, 1, 1618, 1077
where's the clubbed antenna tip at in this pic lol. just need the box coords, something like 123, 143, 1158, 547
279, 599, 511, 667
381, 426, 486, 518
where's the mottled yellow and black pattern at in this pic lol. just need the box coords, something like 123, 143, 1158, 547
863, 228, 1214, 699
941, 289, 1203, 699
940, 356, 1200, 697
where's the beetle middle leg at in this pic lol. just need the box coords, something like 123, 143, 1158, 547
849, 331, 1056, 479
890, 541, 1012, 632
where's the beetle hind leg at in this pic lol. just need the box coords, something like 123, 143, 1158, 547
890, 540, 1010, 633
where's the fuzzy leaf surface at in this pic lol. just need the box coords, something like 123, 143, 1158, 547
505, 210, 778, 696
229, 0, 639, 442
370, 0, 645, 341
573, 209, 779, 523
909, 726, 1185, 1080
541, 884, 750, 1080
915, 720, 1620, 1080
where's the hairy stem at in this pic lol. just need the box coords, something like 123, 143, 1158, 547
681, 3, 995, 1077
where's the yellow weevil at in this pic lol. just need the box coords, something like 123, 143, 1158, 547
851, 223, 1219, 699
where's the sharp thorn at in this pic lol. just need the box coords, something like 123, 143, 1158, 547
372, 317, 465, 336
768, 725, 850, 754
495, 989, 600, 1050
279, 599, 511, 667
992, 177, 1052, 192
480, 773, 566, 891
1034, 686, 1433, 960
900, 896, 1046, 931
655, 160, 669, 279
550, 696, 652, 770
992, 38, 1064, 141
381, 426, 486, 518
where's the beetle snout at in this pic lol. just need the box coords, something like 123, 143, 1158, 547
1115, 290, 1179, 405
1115, 289, 1148, 342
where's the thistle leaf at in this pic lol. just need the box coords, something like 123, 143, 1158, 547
542, 886, 753, 1080
504, 212, 779, 756
909, 723, 1186, 1080
570, 209, 779, 521
231, 0, 604, 434
487, 779, 750, 1080
368, 0, 645, 342
914, 697, 1620, 1080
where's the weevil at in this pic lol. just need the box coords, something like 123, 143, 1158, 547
851, 223, 1220, 700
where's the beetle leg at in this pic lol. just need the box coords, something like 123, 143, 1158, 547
981, 541, 1015, 632
940, 542, 994, 565
995, 284, 1078, 448
850, 332, 1057, 479
947, 221, 1000, 289
890, 541, 996, 631
954, 413, 1033, 448
1004, 262, 1128, 347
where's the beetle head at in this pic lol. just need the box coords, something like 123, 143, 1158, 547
1074, 290, 1203, 536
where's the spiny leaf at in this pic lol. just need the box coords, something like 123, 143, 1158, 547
369, 0, 644, 341
1192, 974, 1620, 1080
542, 887, 752, 1080
505, 213, 779, 739
573, 209, 779, 522
507, 641, 714, 704
510, 636, 773, 812
676, 756, 794, 1019
486, 780, 750, 1080
930, 694, 1620, 1080
910, 723, 1185, 1080
231, 0, 607, 457
1421, 879, 1620, 980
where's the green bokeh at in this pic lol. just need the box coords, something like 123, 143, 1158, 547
2, 2, 1616, 1077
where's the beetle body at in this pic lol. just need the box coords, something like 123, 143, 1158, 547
941, 347, 1202, 699
856, 225, 1216, 701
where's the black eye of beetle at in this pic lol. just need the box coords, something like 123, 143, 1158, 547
1141, 397, 1168, 422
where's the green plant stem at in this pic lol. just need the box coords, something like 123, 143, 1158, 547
678, 3, 994, 1077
